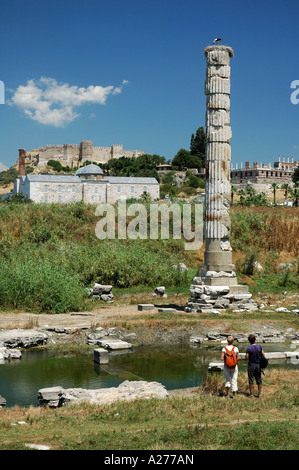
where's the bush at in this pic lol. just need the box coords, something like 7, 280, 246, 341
0, 167, 18, 185
0, 256, 89, 313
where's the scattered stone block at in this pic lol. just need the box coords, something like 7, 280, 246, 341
97, 338, 132, 350
92, 284, 113, 296
189, 336, 204, 344
0, 395, 6, 408
0, 329, 48, 349
25, 444, 51, 451
94, 348, 109, 364
38, 386, 64, 407
285, 351, 299, 358
138, 304, 155, 311
263, 336, 286, 343
154, 286, 165, 296
38, 381, 169, 407
208, 362, 224, 371
158, 308, 177, 313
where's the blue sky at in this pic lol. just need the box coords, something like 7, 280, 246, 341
0, 0, 298, 170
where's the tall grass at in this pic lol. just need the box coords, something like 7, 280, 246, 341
0, 202, 298, 313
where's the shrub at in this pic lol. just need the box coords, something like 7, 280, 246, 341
0, 256, 89, 313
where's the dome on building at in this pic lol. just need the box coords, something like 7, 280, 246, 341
75, 163, 104, 176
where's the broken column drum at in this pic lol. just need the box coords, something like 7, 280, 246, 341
185, 45, 254, 313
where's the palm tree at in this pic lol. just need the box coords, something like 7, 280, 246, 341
290, 184, 299, 207
271, 183, 279, 205
237, 188, 246, 205
281, 183, 290, 202
231, 185, 237, 205
246, 186, 256, 197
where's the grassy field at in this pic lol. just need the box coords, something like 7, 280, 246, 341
0, 203, 298, 450
0, 369, 298, 450
0, 203, 298, 313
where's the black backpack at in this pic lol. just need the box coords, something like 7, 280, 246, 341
260, 349, 268, 370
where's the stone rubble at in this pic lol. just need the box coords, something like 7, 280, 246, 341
152, 286, 167, 298
190, 328, 299, 344
185, 277, 258, 313
0, 329, 48, 349
90, 283, 114, 303
38, 380, 169, 408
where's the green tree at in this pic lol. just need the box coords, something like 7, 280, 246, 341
102, 154, 162, 182
190, 126, 206, 168
162, 171, 176, 185
0, 167, 18, 185
187, 174, 200, 188
172, 149, 202, 170
292, 166, 299, 185
281, 183, 291, 201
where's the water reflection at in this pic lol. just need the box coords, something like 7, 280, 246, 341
0, 343, 297, 407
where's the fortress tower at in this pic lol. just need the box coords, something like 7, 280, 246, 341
79, 140, 93, 164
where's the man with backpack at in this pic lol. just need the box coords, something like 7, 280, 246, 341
220, 335, 239, 398
245, 334, 267, 399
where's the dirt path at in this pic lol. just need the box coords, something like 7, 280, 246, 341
0, 304, 155, 330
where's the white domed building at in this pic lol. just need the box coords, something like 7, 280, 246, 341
13, 163, 159, 204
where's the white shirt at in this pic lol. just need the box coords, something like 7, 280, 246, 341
222, 344, 239, 354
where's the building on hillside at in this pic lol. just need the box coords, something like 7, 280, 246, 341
12, 153, 159, 204
156, 164, 172, 172
230, 156, 298, 191
15, 140, 145, 169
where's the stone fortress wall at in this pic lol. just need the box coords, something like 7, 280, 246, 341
31, 141, 144, 168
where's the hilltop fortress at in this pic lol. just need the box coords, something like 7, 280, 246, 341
23, 140, 145, 169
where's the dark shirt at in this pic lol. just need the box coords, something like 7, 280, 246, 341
246, 344, 262, 365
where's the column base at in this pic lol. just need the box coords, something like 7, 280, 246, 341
185, 274, 255, 313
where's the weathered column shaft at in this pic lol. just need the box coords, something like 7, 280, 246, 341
185, 45, 252, 312
203, 45, 235, 276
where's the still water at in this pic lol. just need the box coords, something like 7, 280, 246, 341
0, 343, 297, 407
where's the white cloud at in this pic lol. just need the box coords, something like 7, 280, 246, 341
10, 77, 128, 127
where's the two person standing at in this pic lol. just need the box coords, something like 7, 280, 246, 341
221, 334, 266, 398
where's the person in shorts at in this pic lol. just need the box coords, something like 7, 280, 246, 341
245, 334, 266, 398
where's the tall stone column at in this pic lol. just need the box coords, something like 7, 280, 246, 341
18, 149, 26, 178
203, 45, 235, 284
185, 45, 255, 313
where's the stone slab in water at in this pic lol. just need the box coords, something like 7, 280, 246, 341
94, 348, 109, 364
